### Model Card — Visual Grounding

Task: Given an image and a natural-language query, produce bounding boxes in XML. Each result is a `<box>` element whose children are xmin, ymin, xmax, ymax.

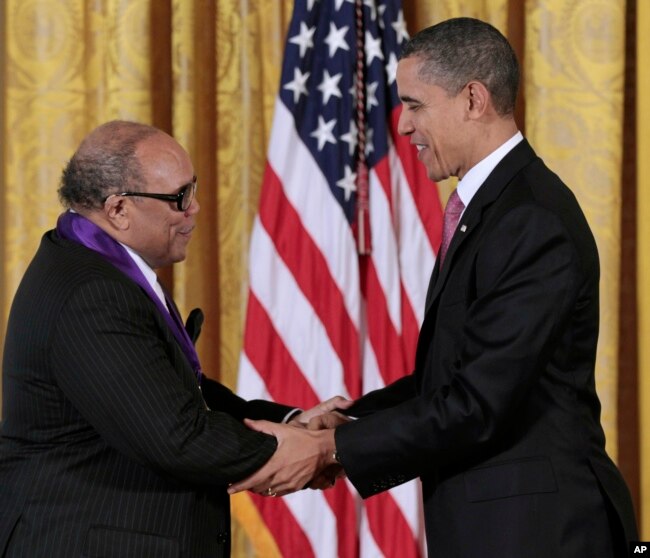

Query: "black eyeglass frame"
<box><xmin>104</xmin><ymin>176</ymin><xmax>197</xmax><ymax>211</ymax></box>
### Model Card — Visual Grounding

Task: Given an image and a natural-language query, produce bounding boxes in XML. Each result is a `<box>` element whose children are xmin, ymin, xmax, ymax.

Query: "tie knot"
<box><xmin>446</xmin><ymin>189</ymin><xmax>464</xmax><ymax>216</ymax></box>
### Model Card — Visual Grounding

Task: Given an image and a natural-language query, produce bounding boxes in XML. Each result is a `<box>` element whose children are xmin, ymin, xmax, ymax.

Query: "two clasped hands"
<box><xmin>227</xmin><ymin>396</ymin><xmax>352</xmax><ymax>498</ymax></box>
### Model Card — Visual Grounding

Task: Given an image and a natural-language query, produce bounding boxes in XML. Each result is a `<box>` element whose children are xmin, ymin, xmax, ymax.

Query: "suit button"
<box><xmin>217</xmin><ymin>532</ymin><xmax>229</xmax><ymax>544</ymax></box>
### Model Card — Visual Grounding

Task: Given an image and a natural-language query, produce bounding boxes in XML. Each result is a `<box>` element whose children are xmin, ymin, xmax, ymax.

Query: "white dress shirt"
<box><xmin>121</xmin><ymin>243</ymin><xmax>168</xmax><ymax>311</ymax></box>
<box><xmin>456</xmin><ymin>131</ymin><xmax>524</xmax><ymax>215</ymax></box>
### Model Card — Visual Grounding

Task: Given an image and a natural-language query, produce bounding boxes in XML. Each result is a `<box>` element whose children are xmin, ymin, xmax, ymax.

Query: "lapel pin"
<box><xmin>460</xmin><ymin>225</ymin><xmax>467</xmax><ymax>232</ymax></box>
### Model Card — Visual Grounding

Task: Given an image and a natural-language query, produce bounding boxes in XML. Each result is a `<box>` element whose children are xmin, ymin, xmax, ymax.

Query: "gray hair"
<box><xmin>401</xmin><ymin>17</ymin><xmax>519</xmax><ymax>116</ymax></box>
<box><xmin>58</xmin><ymin>120</ymin><xmax>159</xmax><ymax>210</ymax></box>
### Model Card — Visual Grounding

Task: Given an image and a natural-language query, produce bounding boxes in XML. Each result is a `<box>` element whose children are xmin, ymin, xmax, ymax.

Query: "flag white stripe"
<box><xmin>358</xmin><ymin>504</ymin><xmax>384</xmax><ymax>558</ymax></box>
<box><xmin>389</xmin><ymin>141</ymin><xmax>436</xmax><ymax>324</ymax></box>
<box><xmin>389</xmin><ymin>480</ymin><xmax>423</xmax><ymax>536</ymax></box>
<box><xmin>249</xmin><ymin>218</ymin><xmax>350</xmax><ymax>401</ymax></box>
<box><xmin>284</xmin><ymin>490</ymin><xmax>339</xmax><ymax>558</ymax></box>
<box><xmin>369</xmin><ymin>167</ymin><xmax>403</xmax><ymax>333</ymax></box>
<box><xmin>362</xmin><ymin>335</ymin><xmax>385</xmax><ymax>395</ymax></box>
<box><xmin>268</xmin><ymin>100</ymin><xmax>360</xmax><ymax>328</ymax></box>
<box><xmin>237</xmin><ymin>352</ymin><xmax>272</xmax><ymax>401</ymax></box>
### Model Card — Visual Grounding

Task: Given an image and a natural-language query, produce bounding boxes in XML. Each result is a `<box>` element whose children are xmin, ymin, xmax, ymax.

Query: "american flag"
<box><xmin>237</xmin><ymin>0</ymin><xmax>442</xmax><ymax>556</ymax></box>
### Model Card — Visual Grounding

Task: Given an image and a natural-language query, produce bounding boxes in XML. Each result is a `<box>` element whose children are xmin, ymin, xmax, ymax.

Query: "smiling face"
<box><xmin>123</xmin><ymin>132</ymin><xmax>200</xmax><ymax>269</ymax></box>
<box><xmin>396</xmin><ymin>56</ymin><xmax>471</xmax><ymax>182</ymax></box>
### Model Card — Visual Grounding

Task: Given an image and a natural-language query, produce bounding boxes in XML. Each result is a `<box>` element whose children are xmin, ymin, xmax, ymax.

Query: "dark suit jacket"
<box><xmin>0</xmin><ymin>232</ymin><xmax>293</xmax><ymax>558</ymax></box>
<box><xmin>335</xmin><ymin>140</ymin><xmax>638</xmax><ymax>557</ymax></box>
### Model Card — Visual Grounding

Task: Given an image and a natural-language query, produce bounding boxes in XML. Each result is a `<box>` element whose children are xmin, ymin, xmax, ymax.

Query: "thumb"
<box><xmin>334</xmin><ymin>397</ymin><xmax>354</xmax><ymax>410</ymax></box>
<box><xmin>320</xmin><ymin>395</ymin><xmax>351</xmax><ymax>411</ymax></box>
<box><xmin>322</xmin><ymin>395</ymin><xmax>353</xmax><ymax>411</ymax></box>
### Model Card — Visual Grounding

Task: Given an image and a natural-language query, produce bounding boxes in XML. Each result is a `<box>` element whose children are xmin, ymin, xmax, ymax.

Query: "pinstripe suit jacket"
<box><xmin>0</xmin><ymin>231</ymin><xmax>291</xmax><ymax>558</ymax></box>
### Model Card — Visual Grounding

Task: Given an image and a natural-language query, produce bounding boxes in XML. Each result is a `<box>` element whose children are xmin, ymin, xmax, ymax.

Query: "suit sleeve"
<box><xmin>200</xmin><ymin>377</ymin><xmax>297</xmax><ymax>422</ymax></box>
<box><xmin>50</xmin><ymin>279</ymin><xmax>277</xmax><ymax>487</ymax></box>
<box><xmin>335</xmin><ymin>204</ymin><xmax>582</xmax><ymax>497</ymax></box>
<box><xmin>345</xmin><ymin>375</ymin><xmax>418</xmax><ymax>418</ymax></box>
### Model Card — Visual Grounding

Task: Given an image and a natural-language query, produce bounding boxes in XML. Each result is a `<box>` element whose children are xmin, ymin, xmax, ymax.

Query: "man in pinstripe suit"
<box><xmin>0</xmin><ymin>121</ymin><xmax>343</xmax><ymax>557</ymax></box>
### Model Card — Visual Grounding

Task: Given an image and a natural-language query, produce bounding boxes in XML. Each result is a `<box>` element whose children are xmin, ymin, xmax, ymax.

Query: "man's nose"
<box><xmin>396</xmin><ymin>107</ymin><xmax>413</xmax><ymax>136</ymax></box>
<box><xmin>185</xmin><ymin>197</ymin><xmax>200</xmax><ymax>215</ymax></box>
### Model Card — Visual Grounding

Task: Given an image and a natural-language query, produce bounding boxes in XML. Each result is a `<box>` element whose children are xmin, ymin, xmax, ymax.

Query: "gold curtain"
<box><xmin>405</xmin><ymin>0</ymin><xmax>507</xmax><ymax>40</ymax></box>
<box><xmin>0</xmin><ymin>0</ymin><xmax>153</xmax><ymax>406</ymax></box>
<box><xmin>525</xmin><ymin>0</ymin><xmax>625</xmax><ymax>459</ymax></box>
<box><xmin>0</xmin><ymin>0</ymin><xmax>644</xmax><ymax>553</ymax></box>
<box><xmin>638</xmin><ymin>0</ymin><xmax>650</xmax><ymax>539</ymax></box>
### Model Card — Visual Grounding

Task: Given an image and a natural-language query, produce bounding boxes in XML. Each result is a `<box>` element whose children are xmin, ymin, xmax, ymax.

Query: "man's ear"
<box><xmin>103</xmin><ymin>195</ymin><xmax>130</xmax><ymax>231</ymax></box>
<box><xmin>465</xmin><ymin>81</ymin><xmax>490</xmax><ymax>119</ymax></box>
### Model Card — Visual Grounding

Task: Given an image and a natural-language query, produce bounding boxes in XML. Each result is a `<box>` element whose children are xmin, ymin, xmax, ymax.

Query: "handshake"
<box><xmin>227</xmin><ymin>396</ymin><xmax>353</xmax><ymax>498</ymax></box>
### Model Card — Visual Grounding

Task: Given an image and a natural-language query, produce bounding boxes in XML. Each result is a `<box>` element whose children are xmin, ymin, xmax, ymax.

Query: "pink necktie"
<box><xmin>439</xmin><ymin>189</ymin><xmax>465</xmax><ymax>267</ymax></box>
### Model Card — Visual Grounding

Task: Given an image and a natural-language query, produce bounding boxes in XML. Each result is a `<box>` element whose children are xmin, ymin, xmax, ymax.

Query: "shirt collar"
<box><xmin>120</xmin><ymin>243</ymin><xmax>167</xmax><ymax>307</ymax></box>
<box><xmin>456</xmin><ymin>131</ymin><xmax>524</xmax><ymax>209</ymax></box>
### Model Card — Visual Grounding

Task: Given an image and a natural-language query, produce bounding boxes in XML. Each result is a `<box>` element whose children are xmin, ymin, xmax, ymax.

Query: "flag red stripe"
<box><xmin>400</xmin><ymin>284</ymin><xmax>420</xmax><ymax>371</ymax></box>
<box><xmin>366</xmin><ymin>494</ymin><xmax>420</xmax><ymax>558</ymax></box>
<box><xmin>259</xmin><ymin>163</ymin><xmax>362</xmax><ymax>400</ymax></box>
<box><xmin>244</xmin><ymin>293</ymin><xmax>320</xmax><ymax>407</ymax></box>
<box><xmin>372</xmin><ymin>154</ymin><xmax>393</xmax><ymax>207</ymax></box>
<box><xmin>244</xmin><ymin>293</ymin><xmax>359</xmax><ymax>558</ymax></box>
<box><xmin>251</xmin><ymin>494</ymin><xmax>316</xmax><ymax>558</ymax></box>
<box><xmin>390</xmin><ymin>106</ymin><xmax>443</xmax><ymax>252</ymax></box>
<box><xmin>322</xmin><ymin>483</ymin><xmax>359</xmax><ymax>558</ymax></box>
<box><xmin>361</xmin><ymin>256</ymin><xmax>409</xmax><ymax>385</ymax></box>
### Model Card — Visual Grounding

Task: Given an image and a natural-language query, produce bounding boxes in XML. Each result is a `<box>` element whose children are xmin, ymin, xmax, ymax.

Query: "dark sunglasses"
<box><xmin>104</xmin><ymin>176</ymin><xmax>197</xmax><ymax>212</ymax></box>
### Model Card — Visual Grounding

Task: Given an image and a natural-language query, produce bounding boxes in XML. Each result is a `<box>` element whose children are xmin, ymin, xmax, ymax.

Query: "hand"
<box><xmin>308</xmin><ymin>463</ymin><xmax>346</xmax><ymax>490</ymax></box>
<box><xmin>289</xmin><ymin>395</ymin><xmax>353</xmax><ymax>428</ymax></box>
<box><xmin>227</xmin><ymin>419</ymin><xmax>337</xmax><ymax>497</ymax></box>
<box><xmin>305</xmin><ymin>411</ymin><xmax>350</xmax><ymax>489</ymax></box>
<box><xmin>307</xmin><ymin>410</ymin><xmax>351</xmax><ymax>431</ymax></box>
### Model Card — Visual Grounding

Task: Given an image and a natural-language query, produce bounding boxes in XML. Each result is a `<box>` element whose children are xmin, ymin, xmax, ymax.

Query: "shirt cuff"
<box><xmin>281</xmin><ymin>408</ymin><xmax>303</xmax><ymax>424</ymax></box>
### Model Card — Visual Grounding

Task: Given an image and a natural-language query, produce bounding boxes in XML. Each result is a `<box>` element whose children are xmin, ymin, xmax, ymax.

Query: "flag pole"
<box><xmin>354</xmin><ymin>0</ymin><xmax>371</xmax><ymax>255</ymax></box>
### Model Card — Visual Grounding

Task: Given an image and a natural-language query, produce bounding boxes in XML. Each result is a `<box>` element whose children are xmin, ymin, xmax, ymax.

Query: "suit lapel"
<box><xmin>424</xmin><ymin>139</ymin><xmax>539</xmax><ymax>315</ymax></box>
